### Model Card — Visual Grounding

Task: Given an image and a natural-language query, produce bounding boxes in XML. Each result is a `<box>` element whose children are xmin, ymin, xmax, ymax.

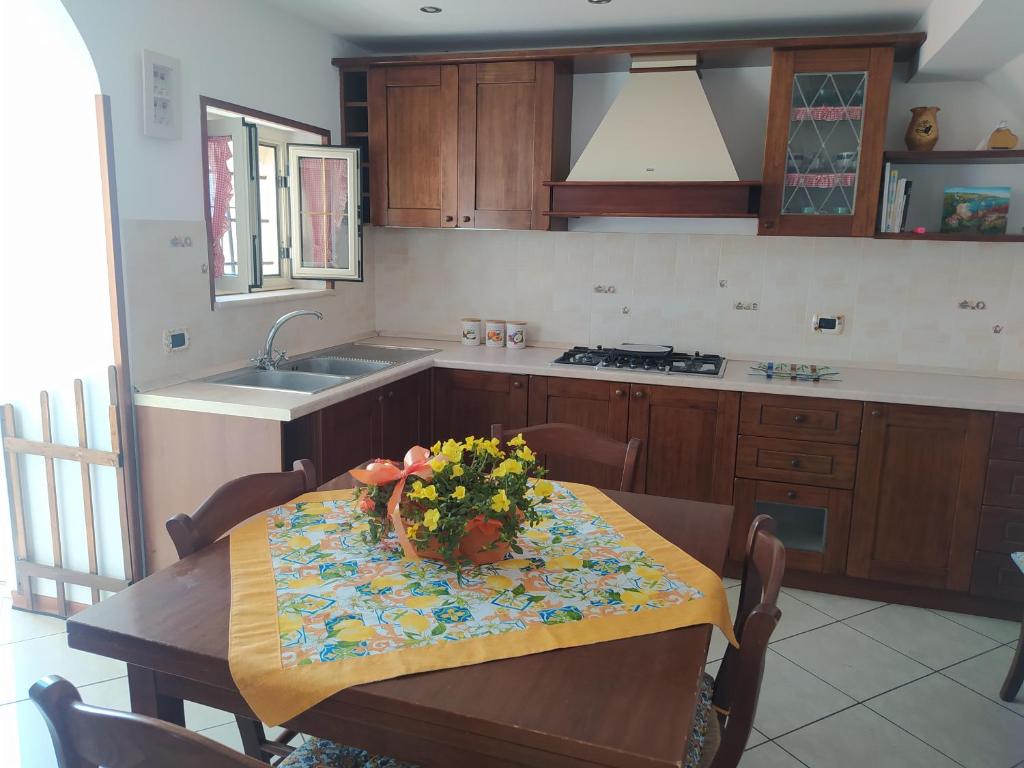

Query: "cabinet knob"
<box><xmin>789</xmin><ymin>458</ymin><xmax>801</xmax><ymax>468</ymax></box>
<box><xmin>512</xmin><ymin>380</ymin><xmax>522</xmax><ymax>389</ymax></box>
<box><xmin>786</xmin><ymin>490</ymin><xmax>798</xmax><ymax>499</ymax></box>
<box><xmin>462</xmin><ymin>216</ymin><xmax>471</xmax><ymax>223</ymax></box>
<box><xmin>871</xmin><ymin>409</ymin><xmax>882</xmax><ymax>417</ymax></box>
<box><xmin>377</xmin><ymin>394</ymin><xmax>384</xmax><ymax>402</ymax></box>
<box><xmin>763</xmin><ymin>220</ymin><xmax>775</xmax><ymax>230</ymax></box>
<box><xmin>444</xmin><ymin>215</ymin><xmax>454</xmax><ymax>222</ymax></box>
<box><xmin>388</xmin><ymin>391</ymin><xmax>394</xmax><ymax>398</ymax></box>
<box><xmin>633</xmin><ymin>390</ymin><xmax>646</xmax><ymax>399</ymax></box>
<box><xmin>793</xmin><ymin>414</ymin><xmax>807</xmax><ymax>423</ymax></box>
<box><xmin>614</xmin><ymin>389</ymin><xmax>625</xmax><ymax>397</ymax></box>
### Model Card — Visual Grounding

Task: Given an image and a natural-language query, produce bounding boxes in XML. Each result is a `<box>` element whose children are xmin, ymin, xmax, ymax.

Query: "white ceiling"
<box><xmin>261</xmin><ymin>0</ymin><xmax>933</xmax><ymax>54</ymax></box>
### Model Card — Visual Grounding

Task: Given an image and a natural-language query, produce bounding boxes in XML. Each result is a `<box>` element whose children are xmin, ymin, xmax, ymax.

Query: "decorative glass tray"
<box><xmin>749</xmin><ymin>362</ymin><xmax>841</xmax><ymax>382</ymax></box>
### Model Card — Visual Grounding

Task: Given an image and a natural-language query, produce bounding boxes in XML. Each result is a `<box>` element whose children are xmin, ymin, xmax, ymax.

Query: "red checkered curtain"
<box><xmin>299</xmin><ymin>157</ymin><xmax>349</xmax><ymax>268</ymax></box>
<box><xmin>207</xmin><ymin>135</ymin><xmax>233</xmax><ymax>278</ymax></box>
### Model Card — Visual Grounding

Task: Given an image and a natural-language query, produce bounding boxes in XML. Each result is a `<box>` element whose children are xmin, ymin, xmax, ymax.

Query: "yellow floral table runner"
<box><xmin>229</xmin><ymin>481</ymin><xmax>737</xmax><ymax>725</ymax></box>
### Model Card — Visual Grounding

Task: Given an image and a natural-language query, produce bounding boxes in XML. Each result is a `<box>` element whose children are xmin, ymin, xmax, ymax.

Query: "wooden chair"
<box><xmin>696</xmin><ymin>515</ymin><xmax>786</xmax><ymax>768</ymax></box>
<box><xmin>490</xmin><ymin>423</ymin><xmax>643</xmax><ymax>492</ymax></box>
<box><xmin>29</xmin><ymin>676</ymin><xmax>388</xmax><ymax>768</ymax></box>
<box><xmin>164</xmin><ymin>459</ymin><xmax>316</xmax><ymax>763</ymax></box>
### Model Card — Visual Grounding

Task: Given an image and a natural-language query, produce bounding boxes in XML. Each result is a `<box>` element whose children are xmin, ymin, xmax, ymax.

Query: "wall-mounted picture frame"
<box><xmin>142</xmin><ymin>50</ymin><xmax>181</xmax><ymax>139</ymax></box>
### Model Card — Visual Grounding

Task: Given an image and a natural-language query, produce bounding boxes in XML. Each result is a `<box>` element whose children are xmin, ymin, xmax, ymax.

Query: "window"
<box><xmin>202</xmin><ymin>98</ymin><xmax>363</xmax><ymax>300</ymax></box>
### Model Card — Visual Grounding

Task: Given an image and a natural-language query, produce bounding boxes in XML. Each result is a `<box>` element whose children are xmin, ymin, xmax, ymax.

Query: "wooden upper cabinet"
<box><xmin>368</xmin><ymin>65</ymin><xmax>458</xmax><ymax>227</ymax></box>
<box><xmin>759</xmin><ymin>46</ymin><xmax>894</xmax><ymax>237</ymax></box>
<box><xmin>847</xmin><ymin>403</ymin><xmax>993</xmax><ymax>592</ymax></box>
<box><xmin>458</xmin><ymin>61</ymin><xmax>570</xmax><ymax>230</ymax></box>
<box><xmin>627</xmin><ymin>385</ymin><xmax>739</xmax><ymax>505</ymax></box>
<box><xmin>368</xmin><ymin>61</ymin><xmax>569</xmax><ymax>230</ymax></box>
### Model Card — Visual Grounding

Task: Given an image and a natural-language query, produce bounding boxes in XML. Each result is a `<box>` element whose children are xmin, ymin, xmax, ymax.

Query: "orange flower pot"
<box><xmin>401</xmin><ymin>513</ymin><xmax>517</xmax><ymax>565</ymax></box>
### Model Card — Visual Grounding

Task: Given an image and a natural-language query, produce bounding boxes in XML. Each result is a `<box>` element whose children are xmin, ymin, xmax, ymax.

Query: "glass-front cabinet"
<box><xmin>759</xmin><ymin>47</ymin><xmax>895</xmax><ymax>237</ymax></box>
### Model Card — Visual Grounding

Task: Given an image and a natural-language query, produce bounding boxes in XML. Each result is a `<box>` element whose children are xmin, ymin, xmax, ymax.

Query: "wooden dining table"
<box><xmin>67</xmin><ymin>489</ymin><xmax>733</xmax><ymax>768</ymax></box>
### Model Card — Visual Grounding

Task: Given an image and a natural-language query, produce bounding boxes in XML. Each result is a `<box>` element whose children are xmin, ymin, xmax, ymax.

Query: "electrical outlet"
<box><xmin>163</xmin><ymin>328</ymin><xmax>189</xmax><ymax>352</ymax></box>
<box><xmin>812</xmin><ymin>314</ymin><xmax>845</xmax><ymax>334</ymax></box>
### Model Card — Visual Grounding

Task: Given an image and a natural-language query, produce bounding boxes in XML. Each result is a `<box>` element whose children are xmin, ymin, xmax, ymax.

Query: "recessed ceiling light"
<box><xmin>588</xmin><ymin>0</ymin><xmax>612</xmax><ymax>4</ymax></box>
<box><xmin>420</xmin><ymin>5</ymin><xmax>442</xmax><ymax>12</ymax></box>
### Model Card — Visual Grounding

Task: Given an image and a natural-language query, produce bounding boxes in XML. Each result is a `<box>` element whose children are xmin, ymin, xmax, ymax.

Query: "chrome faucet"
<box><xmin>253</xmin><ymin>310</ymin><xmax>324</xmax><ymax>370</ymax></box>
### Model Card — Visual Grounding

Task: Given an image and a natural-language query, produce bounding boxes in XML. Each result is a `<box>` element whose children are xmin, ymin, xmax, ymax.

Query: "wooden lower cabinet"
<box><xmin>733</xmin><ymin>478</ymin><xmax>851</xmax><ymax>573</ymax></box>
<box><xmin>378</xmin><ymin>371</ymin><xmax>432</xmax><ymax>461</ymax></box>
<box><xmin>847</xmin><ymin>403</ymin><xmax>993</xmax><ymax>591</ymax></box>
<box><xmin>628</xmin><ymin>385</ymin><xmax>739</xmax><ymax>504</ymax></box>
<box><xmin>432</xmin><ymin>368</ymin><xmax>528</xmax><ymax>441</ymax></box>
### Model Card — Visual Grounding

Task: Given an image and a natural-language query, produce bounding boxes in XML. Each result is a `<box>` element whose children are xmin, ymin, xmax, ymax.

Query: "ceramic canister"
<box><xmin>485</xmin><ymin>320</ymin><xmax>506</xmax><ymax>347</ymax></box>
<box><xmin>506</xmin><ymin>321</ymin><xmax>527</xmax><ymax>350</ymax></box>
<box><xmin>461</xmin><ymin>317</ymin><xmax>482</xmax><ymax>346</ymax></box>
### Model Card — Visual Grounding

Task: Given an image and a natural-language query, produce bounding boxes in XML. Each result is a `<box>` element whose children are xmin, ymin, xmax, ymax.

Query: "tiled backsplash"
<box><xmin>370</xmin><ymin>227</ymin><xmax>1024</xmax><ymax>375</ymax></box>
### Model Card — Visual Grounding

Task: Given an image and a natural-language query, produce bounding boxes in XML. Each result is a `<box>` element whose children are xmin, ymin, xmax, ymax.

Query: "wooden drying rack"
<box><xmin>1</xmin><ymin>366</ymin><xmax>132</xmax><ymax>617</ymax></box>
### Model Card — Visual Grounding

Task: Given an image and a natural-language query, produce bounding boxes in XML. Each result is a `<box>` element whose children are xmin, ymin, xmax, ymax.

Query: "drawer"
<box><xmin>736</xmin><ymin>435</ymin><xmax>857</xmax><ymax>489</ymax></box>
<box><xmin>991</xmin><ymin>413</ymin><xmax>1024</xmax><ymax>461</ymax></box>
<box><xmin>985</xmin><ymin>459</ymin><xmax>1024</xmax><ymax>509</ymax></box>
<box><xmin>971</xmin><ymin>550</ymin><xmax>1024</xmax><ymax>601</ymax></box>
<box><xmin>977</xmin><ymin>506</ymin><xmax>1024</xmax><ymax>553</ymax></box>
<box><xmin>739</xmin><ymin>393</ymin><xmax>862</xmax><ymax>444</ymax></box>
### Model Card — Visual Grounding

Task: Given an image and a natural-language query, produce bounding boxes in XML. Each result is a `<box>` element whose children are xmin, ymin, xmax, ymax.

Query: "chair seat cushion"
<box><xmin>685</xmin><ymin>673</ymin><xmax>719</xmax><ymax>768</ymax></box>
<box><xmin>279</xmin><ymin>738</ymin><xmax>417</xmax><ymax>768</ymax></box>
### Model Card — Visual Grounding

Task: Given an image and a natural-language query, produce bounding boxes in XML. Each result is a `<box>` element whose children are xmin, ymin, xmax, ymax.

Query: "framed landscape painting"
<box><xmin>941</xmin><ymin>186</ymin><xmax>1011</xmax><ymax>235</ymax></box>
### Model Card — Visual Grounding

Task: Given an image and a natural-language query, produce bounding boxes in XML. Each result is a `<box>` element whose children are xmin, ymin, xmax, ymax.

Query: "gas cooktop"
<box><xmin>552</xmin><ymin>344</ymin><xmax>727</xmax><ymax>377</ymax></box>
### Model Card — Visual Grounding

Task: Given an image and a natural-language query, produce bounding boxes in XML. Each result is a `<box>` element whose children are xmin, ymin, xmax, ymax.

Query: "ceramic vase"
<box><xmin>905</xmin><ymin>107</ymin><xmax>940</xmax><ymax>151</ymax></box>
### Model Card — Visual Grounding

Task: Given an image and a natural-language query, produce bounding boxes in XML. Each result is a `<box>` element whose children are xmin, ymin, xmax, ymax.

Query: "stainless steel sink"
<box><xmin>286</xmin><ymin>357</ymin><xmax>395</xmax><ymax>377</ymax></box>
<box><xmin>208</xmin><ymin>369</ymin><xmax>351</xmax><ymax>394</ymax></box>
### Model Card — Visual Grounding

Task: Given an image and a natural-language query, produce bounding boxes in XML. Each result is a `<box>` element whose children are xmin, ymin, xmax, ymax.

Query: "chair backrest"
<box><xmin>31</xmin><ymin>676</ymin><xmax>264</xmax><ymax>768</ymax></box>
<box><xmin>166</xmin><ymin>459</ymin><xmax>316</xmax><ymax>559</ymax></box>
<box><xmin>490</xmin><ymin>423</ymin><xmax>642</xmax><ymax>492</ymax></box>
<box><xmin>710</xmin><ymin>515</ymin><xmax>786</xmax><ymax>768</ymax></box>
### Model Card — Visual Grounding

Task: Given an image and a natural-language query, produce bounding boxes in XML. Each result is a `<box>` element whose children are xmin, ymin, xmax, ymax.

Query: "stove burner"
<box><xmin>551</xmin><ymin>345</ymin><xmax>726</xmax><ymax>377</ymax></box>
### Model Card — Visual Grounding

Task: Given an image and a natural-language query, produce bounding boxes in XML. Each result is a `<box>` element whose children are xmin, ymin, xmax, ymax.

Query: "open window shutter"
<box><xmin>287</xmin><ymin>144</ymin><xmax>362</xmax><ymax>281</ymax></box>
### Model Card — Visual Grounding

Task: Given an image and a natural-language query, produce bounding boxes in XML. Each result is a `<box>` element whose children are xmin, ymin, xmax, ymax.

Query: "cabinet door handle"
<box><xmin>377</xmin><ymin>394</ymin><xmax>384</xmax><ymax>402</ymax></box>
<box><xmin>462</xmin><ymin>216</ymin><xmax>471</xmax><ymax>223</ymax></box>
<box><xmin>388</xmin><ymin>391</ymin><xmax>394</xmax><ymax>398</ymax></box>
<box><xmin>614</xmin><ymin>389</ymin><xmax>625</xmax><ymax>397</ymax></box>
<box><xmin>633</xmin><ymin>390</ymin><xmax>646</xmax><ymax>399</ymax></box>
<box><xmin>793</xmin><ymin>414</ymin><xmax>807</xmax><ymax>423</ymax></box>
<box><xmin>444</xmin><ymin>215</ymin><xmax>454</xmax><ymax>222</ymax></box>
<box><xmin>789</xmin><ymin>457</ymin><xmax>801</xmax><ymax>468</ymax></box>
<box><xmin>512</xmin><ymin>380</ymin><xmax>522</xmax><ymax>389</ymax></box>
<box><xmin>786</xmin><ymin>490</ymin><xmax>798</xmax><ymax>499</ymax></box>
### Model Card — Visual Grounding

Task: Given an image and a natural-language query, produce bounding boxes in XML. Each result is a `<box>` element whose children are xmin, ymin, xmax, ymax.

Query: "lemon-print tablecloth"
<box><xmin>229</xmin><ymin>481</ymin><xmax>737</xmax><ymax>725</ymax></box>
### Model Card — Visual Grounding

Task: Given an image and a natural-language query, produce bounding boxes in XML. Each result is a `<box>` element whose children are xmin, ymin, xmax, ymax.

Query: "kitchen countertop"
<box><xmin>133</xmin><ymin>336</ymin><xmax>1024</xmax><ymax>421</ymax></box>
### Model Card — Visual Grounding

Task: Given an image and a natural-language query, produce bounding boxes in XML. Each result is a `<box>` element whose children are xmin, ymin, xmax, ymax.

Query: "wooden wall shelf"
<box><xmin>883</xmin><ymin>150</ymin><xmax>1024</xmax><ymax>165</ymax></box>
<box><xmin>874</xmin><ymin>232</ymin><xmax>1024</xmax><ymax>242</ymax></box>
<box><xmin>544</xmin><ymin>180</ymin><xmax>761</xmax><ymax>219</ymax></box>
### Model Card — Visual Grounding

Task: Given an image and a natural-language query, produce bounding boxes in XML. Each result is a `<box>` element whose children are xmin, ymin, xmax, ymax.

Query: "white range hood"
<box><xmin>568</xmin><ymin>55</ymin><xmax>739</xmax><ymax>182</ymax></box>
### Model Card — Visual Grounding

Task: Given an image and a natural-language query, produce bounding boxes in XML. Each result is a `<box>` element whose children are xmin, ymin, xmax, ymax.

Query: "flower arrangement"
<box><xmin>353</xmin><ymin>435</ymin><xmax>554</xmax><ymax>567</ymax></box>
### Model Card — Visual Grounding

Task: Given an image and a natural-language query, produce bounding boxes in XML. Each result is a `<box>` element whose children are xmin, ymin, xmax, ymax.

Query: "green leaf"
<box><xmin>512</xmin><ymin>583</ymin><xmax>526</xmax><ymax>596</ymax></box>
<box><xmin>431</xmin><ymin>624</ymin><xmax>446</xmax><ymax>636</ymax></box>
<box><xmin>510</xmin><ymin>542</ymin><xmax>523</xmax><ymax>554</ymax></box>
<box><xmin>551</xmin><ymin>535</ymin><xmax>562</xmax><ymax>544</ymax></box>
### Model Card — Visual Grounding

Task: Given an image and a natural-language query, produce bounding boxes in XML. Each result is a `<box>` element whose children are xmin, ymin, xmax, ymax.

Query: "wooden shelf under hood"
<box><xmin>542</xmin><ymin>180</ymin><xmax>761</xmax><ymax>218</ymax></box>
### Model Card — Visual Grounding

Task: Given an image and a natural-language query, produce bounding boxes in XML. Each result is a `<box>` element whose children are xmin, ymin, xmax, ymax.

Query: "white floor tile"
<box><xmin>931</xmin><ymin>609</ymin><xmax>1022</xmax><ymax>644</ymax></box>
<box><xmin>748</xmin><ymin>728</ymin><xmax>768</xmax><ymax>749</ymax></box>
<box><xmin>944</xmin><ymin>646</ymin><xmax>1024</xmax><ymax>715</ymax></box>
<box><xmin>72</xmin><ymin>675</ymin><xmax>234</xmax><ymax>731</ymax></box>
<box><xmin>751</xmin><ymin>650</ymin><xmax>856</xmax><ymax>739</ymax></box>
<box><xmin>0</xmin><ymin>697</ymin><xmax>58</xmax><ymax>768</ymax></box>
<box><xmin>199</xmin><ymin>721</ymin><xmax>246</xmax><ymax>752</ymax></box>
<box><xmin>770</xmin><ymin>592</ymin><xmax>834</xmax><ymax>642</ymax></box>
<box><xmin>0</xmin><ymin>601</ymin><xmax>66</xmax><ymax>645</ymax></box>
<box><xmin>723</xmin><ymin>577</ymin><xmax>741</xmax><ymax>588</ymax></box>
<box><xmin>777</xmin><ymin>705</ymin><xmax>960</xmax><ymax>768</ymax></box>
<box><xmin>707</xmin><ymin>585</ymin><xmax>741</xmax><ymax>662</ymax></box>
<box><xmin>866</xmin><ymin>673</ymin><xmax>1024</xmax><ymax>768</ymax></box>
<box><xmin>772</xmin><ymin>622</ymin><xmax>930</xmax><ymax>701</ymax></box>
<box><xmin>845</xmin><ymin>604</ymin><xmax>1001</xmax><ymax>669</ymax></box>
<box><xmin>781</xmin><ymin>588</ymin><xmax>884</xmax><ymax>621</ymax></box>
<box><xmin>0</xmin><ymin>633</ymin><xmax>126</xmax><ymax>705</ymax></box>
<box><xmin>739</xmin><ymin>742</ymin><xmax>807</xmax><ymax>767</ymax></box>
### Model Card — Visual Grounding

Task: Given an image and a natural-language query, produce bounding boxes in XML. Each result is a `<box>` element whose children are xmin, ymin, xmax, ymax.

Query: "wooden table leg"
<box><xmin>1000</xmin><ymin>616</ymin><xmax>1024</xmax><ymax>702</ymax></box>
<box><xmin>127</xmin><ymin>664</ymin><xmax>185</xmax><ymax>726</ymax></box>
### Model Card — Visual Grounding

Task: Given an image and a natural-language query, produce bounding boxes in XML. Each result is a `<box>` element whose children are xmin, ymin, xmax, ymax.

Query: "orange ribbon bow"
<box><xmin>349</xmin><ymin>446</ymin><xmax>440</xmax><ymax>559</ymax></box>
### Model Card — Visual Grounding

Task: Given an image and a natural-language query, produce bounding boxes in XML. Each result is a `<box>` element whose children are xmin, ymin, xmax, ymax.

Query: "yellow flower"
<box><xmin>430</xmin><ymin>440</ymin><xmax>441</xmax><ymax>454</ymax></box>
<box><xmin>499</xmin><ymin>458</ymin><xmax>523</xmax><ymax>475</ymax></box>
<box><xmin>451</xmin><ymin>485</ymin><xmax>466</xmax><ymax>500</ymax></box>
<box><xmin>405</xmin><ymin>522</ymin><xmax>421</xmax><ymax>539</ymax></box>
<box><xmin>398</xmin><ymin>613</ymin><xmax>432</xmax><ymax>633</ymax></box>
<box><xmin>508</xmin><ymin>434</ymin><xmax>526</xmax><ymax>447</ymax></box>
<box><xmin>411</xmin><ymin>479</ymin><xmax>424</xmax><ymax>492</ymax></box>
<box><xmin>441</xmin><ymin>439</ymin><xmax>464</xmax><ymax>463</ymax></box>
<box><xmin>478</xmin><ymin>437</ymin><xmax>502</xmax><ymax>458</ymax></box>
<box><xmin>491</xmin><ymin>465</ymin><xmax>507</xmax><ymax>478</ymax></box>
<box><xmin>451</xmin><ymin>464</ymin><xmax>464</xmax><ymax>478</ymax></box>
<box><xmin>464</xmin><ymin>436</ymin><xmax>477</xmax><ymax>448</ymax></box>
<box><xmin>409</xmin><ymin>483</ymin><xmax>438</xmax><ymax>502</ymax></box>
<box><xmin>516</xmin><ymin>445</ymin><xmax>536</xmax><ymax>462</ymax></box>
<box><xmin>335</xmin><ymin>624</ymin><xmax>378</xmax><ymax>642</ymax></box>
<box><xmin>491</xmin><ymin>489</ymin><xmax>511</xmax><ymax>513</ymax></box>
<box><xmin>532</xmin><ymin>479</ymin><xmax>554</xmax><ymax>498</ymax></box>
<box><xmin>423</xmin><ymin>508</ymin><xmax>441</xmax><ymax>531</ymax></box>
<box><xmin>428</xmin><ymin>457</ymin><xmax>447</xmax><ymax>473</ymax></box>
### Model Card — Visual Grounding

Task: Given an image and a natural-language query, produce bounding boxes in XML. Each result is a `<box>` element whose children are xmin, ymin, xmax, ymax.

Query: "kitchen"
<box><xmin>2</xmin><ymin>1</ymin><xmax>1024</xmax><ymax>767</ymax></box>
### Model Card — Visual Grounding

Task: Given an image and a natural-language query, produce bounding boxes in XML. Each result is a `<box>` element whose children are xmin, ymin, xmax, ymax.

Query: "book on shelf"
<box><xmin>879</xmin><ymin>163</ymin><xmax>913</xmax><ymax>233</ymax></box>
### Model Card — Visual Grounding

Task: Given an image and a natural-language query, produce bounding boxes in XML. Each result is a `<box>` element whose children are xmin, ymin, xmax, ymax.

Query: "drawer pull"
<box><xmin>792</xmin><ymin>414</ymin><xmax>807</xmax><ymax>423</ymax></box>
<box><xmin>789</xmin><ymin>458</ymin><xmax>801</xmax><ymax>468</ymax></box>
<box><xmin>786</xmin><ymin>490</ymin><xmax>798</xmax><ymax>499</ymax></box>
<box><xmin>512</xmin><ymin>380</ymin><xmax>522</xmax><ymax>389</ymax></box>
<box><xmin>614</xmin><ymin>389</ymin><xmax>625</xmax><ymax>397</ymax></box>
<box><xmin>633</xmin><ymin>391</ymin><xmax>646</xmax><ymax>399</ymax></box>
<box><xmin>871</xmin><ymin>409</ymin><xmax>882</xmax><ymax>417</ymax></box>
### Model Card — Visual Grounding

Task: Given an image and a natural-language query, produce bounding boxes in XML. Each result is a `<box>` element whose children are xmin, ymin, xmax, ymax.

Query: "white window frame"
<box><xmin>287</xmin><ymin>144</ymin><xmax>363</xmax><ymax>281</ymax></box>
